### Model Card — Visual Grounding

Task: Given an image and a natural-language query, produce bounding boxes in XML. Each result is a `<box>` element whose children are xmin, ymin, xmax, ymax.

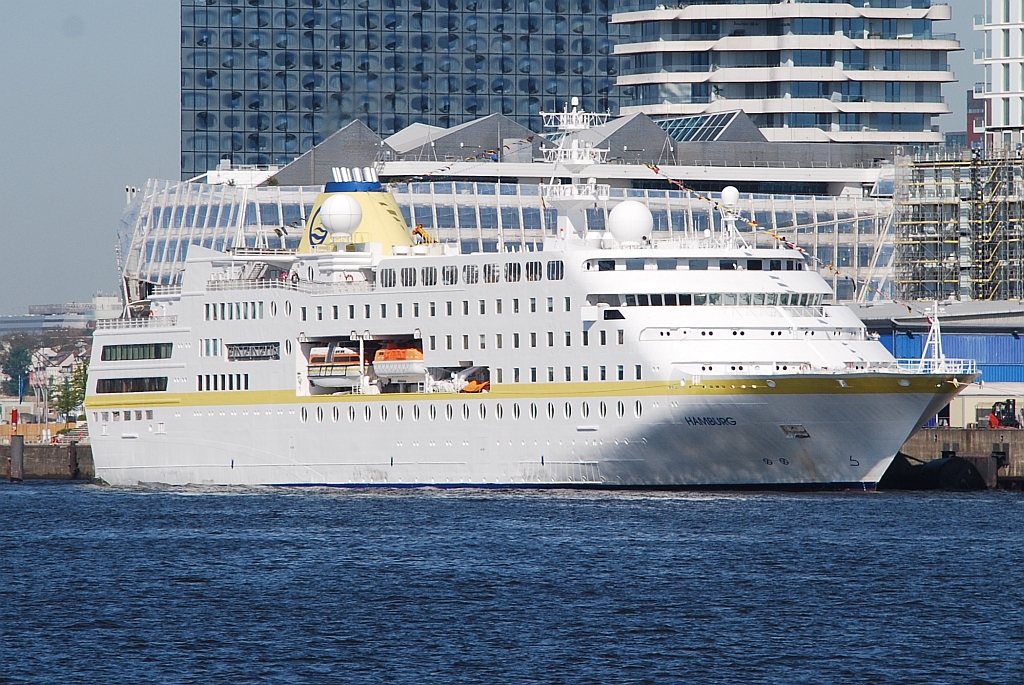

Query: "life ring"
<box><xmin>344</xmin><ymin>273</ymin><xmax>354</xmax><ymax>283</ymax></box>
<box><xmin>290</xmin><ymin>272</ymin><xmax>299</xmax><ymax>284</ymax></box>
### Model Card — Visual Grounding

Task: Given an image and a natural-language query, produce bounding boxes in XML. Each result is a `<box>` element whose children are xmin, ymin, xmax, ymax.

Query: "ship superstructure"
<box><xmin>86</xmin><ymin>106</ymin><xmax>975</xmax><ymax>488</ymax></box>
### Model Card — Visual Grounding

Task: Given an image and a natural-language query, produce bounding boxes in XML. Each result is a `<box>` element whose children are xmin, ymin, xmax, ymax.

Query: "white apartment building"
<box><xmin>612</xmin><ymin>0</ymin><xmax>960</xmax><ymax>144</ymax></box>
<box><xmin>975</xmin><ymin>0</ymin><xmax>1024</xmax><ymax>147</ymax></box>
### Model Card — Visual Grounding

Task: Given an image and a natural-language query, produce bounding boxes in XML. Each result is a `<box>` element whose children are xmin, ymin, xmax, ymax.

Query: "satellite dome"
<box><xmin>721</xmin><ymin>185</ymin><xmax>740</xmax><ymax>208</ymax></box>
<box><xmin>607</xmin><ymin>200</ymin><xmax>653</xmax><ymax>247</ymax></box>
<box><xmin>319</xmin><ymin>194</ymin><xmax>363</xmax><ymax>236</ymax></box>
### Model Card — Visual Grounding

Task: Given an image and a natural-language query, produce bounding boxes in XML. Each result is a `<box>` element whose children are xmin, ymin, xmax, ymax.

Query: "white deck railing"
<box><xmin>893</xmin><ymin>358</ymin><xmax>977</xmax><ymax>375</ymax></box>
<box><xmin>95</xmin><ymin>316</ymin><xmax>178</xmax><ymax>330</ymax></box>
<box><xmin>207</xmin><ymin>278</ymin><xmax>373</xmax><ymax>295</ymax></box>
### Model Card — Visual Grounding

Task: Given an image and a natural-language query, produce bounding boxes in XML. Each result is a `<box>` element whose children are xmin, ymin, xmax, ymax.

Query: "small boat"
<box><xmin>372</xmin><ymin>344</ymin><xmax>425</xmax><ymax>383</ymax></box>
<box><xmin>308</xmin><ymin>345</ymin><xmax>363</xmax><ymax>388</ymax></box>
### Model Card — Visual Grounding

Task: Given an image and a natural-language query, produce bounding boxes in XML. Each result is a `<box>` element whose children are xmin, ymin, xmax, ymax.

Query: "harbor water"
<box><xmin>0</xmin><ymin>484</ymin><xmax>1021</xmax><ymax>684</ymax></box>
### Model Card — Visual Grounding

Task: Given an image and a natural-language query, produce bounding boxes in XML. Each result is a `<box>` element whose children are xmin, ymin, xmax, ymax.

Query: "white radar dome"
<box><xmin>721</xmin><ymin>185</ymin><xmax>739</xmax><ymax>208</ymax></box>
<box><xmin>319</xmin><ymin>194</ymin><xmax>363</xmax><ymax>236</ymax></box>
<box><xmin>607</xmin><ymin>200</ymin><xmax>653</xmax><ymax>247</ymax></box>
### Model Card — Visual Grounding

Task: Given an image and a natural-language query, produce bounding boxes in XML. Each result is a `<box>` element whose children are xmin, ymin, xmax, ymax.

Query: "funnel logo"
<box><xmin>309</xmin><ymin>224</ymin><xmax>328</xmax><ymax>245</ymax></box>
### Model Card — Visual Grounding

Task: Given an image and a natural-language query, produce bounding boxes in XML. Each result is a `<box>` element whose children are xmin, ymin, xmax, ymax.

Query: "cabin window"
<box><xmin>530</xmin><ymin>297</ymin><xmax>537</xmax><ymax>313</ymax></box>
<box><xmin>348</xmin><ymin>304</ymin><xmax>355</xmax><ymax>319</ymax></box>
<box><xmin>495</xmin><ymin>299</ymin><xmax>502</xmax><ymax>314</ymax></box>
<box><xmin>547</xmin><ymin>331</ymin><xmax>554</xmax><ymax>347</ymax></box>
<box><xmin>401</xmin><ymin>267</ymin><xmax>416</xmax><ymax>287</ymax></box>
<box><xmin>380</xmin><ymin>269</ymin><xmax>396</xmax><ymax>287</ymax></box>
<box><xmin>463</xmin><ymin>264</ymin><xmax>479</xmax><ymax>284</ymax></box>
<box><xmin>332</xmin><ymin>305</ymin><xmax>339</xmax><ymax>319</ymax></box>
<box><xmin>513</xmin><ymin>333</ymin><xmax>520</xmax><ymax>348</ymax></box>
<box><xmin>422</xmin><ymin>266</ymin><xmax>437</xmax><ymax>286</ymax></box>
<box><xmin>479</xmin><ymin>300</ymin><xmax>486</xmax><ymax>315</ymax></box>
<box><xmin>747</xmin><ymin>259</ymin><xmax>763</xmax><ymax>271</ymax></box>
<box><xmin>483</xmin><ymin>264</ymin><xmax>500</xmax><ymax>283</ymax></box>
<box><xmin>689</xmin><ymin>259</ymin><xmax>708</xmax><ymax>270</ymax></box>
<box><xmin>397</xmin><ymin>303</ymin><xmax>404</xmax><ymax>317</ymax></box>
<box><xmin>442</xmin><ymin>265</ymin><xmax>458</xmax><ymax>285</ymax></box>
<box><xmin>102</xmin><ymin>343</ymin><xmax>173</xmax><ymax>361</ymax></box>
<box><xmin>657</xmin><ymin>259</ymin><xmax>676</xmax><ymax>270</ymax></box>
<box><xmin>720</xmin><ymin>259</ymin><xmax>737</xmax><ymax>270</ymax></box>
<box><xmin>598</xmin><ymin>260</ymin><xmax>615</xmax><ymax>271</ymax></box>
<box><xmin>618</xmin><ymin>330</ymin><xmax>624</xmax><ymax>344</ymax></box>
<box><xmin>505</xmin><ymin>263</ymin><xmax>521</xmax><ymax>282</ymax></box>
<box><xmin>547</xmin><ymin>260</ymin><xmax>564</xmax><ymax>280</ymax></box>
<box><xmin>625</xmin><ymin>259</ymin><xmax>644</xmax><ymax>271</ymax></box>
<box><xmin>96</xmin><ymin>377</ymin><xmax>168</xmax><ymax>394</ymax></box>
<box><xmin>525</xmin><ymin>261</ymin><xmax>542</xmax><ymax>281</ymax></box>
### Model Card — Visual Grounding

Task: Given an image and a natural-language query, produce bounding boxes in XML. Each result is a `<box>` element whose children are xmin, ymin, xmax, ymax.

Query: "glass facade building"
<box><xmin>181</xmin><ymin>0</ymin><xmax>627</xmax><ymax>179</ymax></box>
<box><xmin>612</xmin><ymin>0</ymin><xmax>959</xmax><ymax>144</ymax></box>
<box><xmin>121</xmin><ymin>179</ymin><xmax>895</xmax><ymax>301</ymax></box>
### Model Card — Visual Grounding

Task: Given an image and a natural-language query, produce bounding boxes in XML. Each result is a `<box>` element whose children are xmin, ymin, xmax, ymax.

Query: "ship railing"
<box><xmin>207</xmin><ymin>278</ymin><xmax>373</xmax><ymax>295</ymax></box>
<box><xmin>95</xmin><ymin>316</ymin><xmax>178</xmax><ymax>330</ymax></box>
<box><xmin>152</xmin><ymin>285</ymin><xmax>182</xmax><ymax>296</ymax></box>
<box><xmin>891</xmin><ymin>358</ymin><xmax>977</xmax><ymax>375</ymax></box>
<box><xmin>781</xmin><ymin>306</ymin><xmax>825</xmax><ymax>318</ymax></box>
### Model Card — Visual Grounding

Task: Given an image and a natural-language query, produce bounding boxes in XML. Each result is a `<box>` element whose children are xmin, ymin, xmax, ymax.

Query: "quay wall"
<box><xmin>0</xmin><ymin>443</ymin><xmax>94</xmax><ymax>480</ymax></box>
<box><xmin>900</xmin><ymin>428</ymin><xmax>1024</xmax><ymax>486</ymax></box>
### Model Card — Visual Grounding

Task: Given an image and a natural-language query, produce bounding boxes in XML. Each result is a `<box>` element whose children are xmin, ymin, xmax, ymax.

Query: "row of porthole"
<box><xmin>300</xmin><ymin>399</ymin><xmax>643</xmax><ymax>424</ymax></box>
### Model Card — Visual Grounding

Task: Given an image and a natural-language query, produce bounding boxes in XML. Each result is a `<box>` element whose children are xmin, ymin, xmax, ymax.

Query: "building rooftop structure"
<box><xmin>611</xmin><ymin>0</ymin><xmax>960</xmax><ymax>144</ymax></box>
<box><xmin>124</xmin><ymin>112</ymin><xmax>899</xmax><ymax>304</ymax></box>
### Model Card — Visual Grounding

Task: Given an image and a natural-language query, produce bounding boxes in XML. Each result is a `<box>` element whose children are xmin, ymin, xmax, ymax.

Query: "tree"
<box><xmin>54</xmin><ymin>362</ymin><xmax>88</xmax><ymax>423</ymax></box>
<box><xmin>1</xmin><ymin>346</ymin><xmax>32</xmax><ymax>397</ymax></box>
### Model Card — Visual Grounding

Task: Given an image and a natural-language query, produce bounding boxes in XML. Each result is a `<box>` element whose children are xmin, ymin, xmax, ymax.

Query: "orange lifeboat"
<box><xmin>372</xmin><ymin>344</ymin><xmax>425</xmax><ymax>382</ymax></box>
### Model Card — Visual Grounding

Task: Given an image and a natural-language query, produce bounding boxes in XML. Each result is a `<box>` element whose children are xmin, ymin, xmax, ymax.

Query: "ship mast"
<box><xmin>539</xmin><ymin>98</ymin><xmax>610</xmax><ymax>245</ymax></box>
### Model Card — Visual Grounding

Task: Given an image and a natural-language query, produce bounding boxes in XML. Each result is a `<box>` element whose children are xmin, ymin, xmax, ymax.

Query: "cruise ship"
<box><xmin>85</xmin><ymin>107</ymin><xmax>975</xmax><ymax>489</ymax></box>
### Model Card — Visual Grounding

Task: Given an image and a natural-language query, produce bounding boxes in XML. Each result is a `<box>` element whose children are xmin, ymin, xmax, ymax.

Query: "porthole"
<box><xmin>413</xmin><ymin>405</ymin><xmax>420</xmax><ymax>421</ymax></box>
<box><xmin>766</xmin><ymin>380</ymin><xmax>776</xmax><ymax>388</ymax></box>
<box><xmin>547</xmin><ymin>403</ymin><xmax>555</xmax><ymax>419</ymax></box>
<box><xmin>617</xmin><ymin>401</ymin><xmax>625</xmax><ymax>418</ymax></box>
<box><xmin>462</xmin><ymin>404</ymin><xmax>470</xmax><ymax>420</ymax></box>
<box><xmin>397</xmin><ymin>405</ymin><xmax>404</xmax><ymax>421</ymax></box>
<box><xmin>300</xmin><ymin>407</ymin><xmax>308</xmax><ymax>422</ymax></box>
<box><xmin>316</xmin><ymin>406</ymin><xmax>323</xmax><ymax>423</ymax></box>
<box><xmin>270</xmin><ymin>301</ymin><xmax>278</xmax><ymax>317</ymax></box>
<box><xmin>496</xmin><ymin>404</ymin><xmax>503</xmax><ymax>420</ymax></box>
<box><xmin>429</xmin><ymin>404</ymin><xmax>437</xmax><ymax>421</ymax></box>
<box><xmin>898</xmin><ymin>379</ymin><xmax>911</xmax><ymax>387</ymax></box>
<box><xmin>530</xmin><ymin>403</ymin><xmax>538</xmax><ymax>420</ymax></box>
<box><xmin>513</xmin><ymin>403</ymin><xmax>521</xmax><ymax>420</ymax></box>
<box><xmin>582</xmin><ymin>402</ymin><xmax>590</xmax><ymax>419</ymax></box>
<box><xmin>348</xmin><ymin>406</ymin><xmax>356</xmax><ymax>422</ymax></box>
<box><xmin>635</xmin><ymin>401</ymin><xmax>642</xmax><ymax>418</ymax></box>
<box><xmin>446</xmin><ymin>404</ymin><xmax>454</xmax><ymax>421</ymax></box>
<box><xmin>285</xmin><ymin>339</ymin><xmax>292</xmax><ymax>355</ymax></box>
<box><xmin>599</xmin><ymin>401</ymin><xmax>607</xmax><ymax>418</ymax></box>
<box><xmin>479</xmin><ymin>403</ymin><xmax>486</xmax><ymax>420</ymax></box>
<box><xmin>364</xmin><ymin>405</ymin><xmax>372</xmax><ymax>422</ymax></box>
<box><xmin>284</xmin><ymin>301</ymin><xmax>292</xmax><ymax>316</ymax></box>
<box><xmin>332</xmin><ymin>406</ymin><xmax>340</xmax><ymax>422</ymax></box>
<box><xmin>564</xmin><ymin>402</ymin><xmax>571</xmax><ymax>419</ymax></box>
<box><xmin>381</xmin><ymin>405</ymin><xmax>388</xmax><ymax>421</ymax></box>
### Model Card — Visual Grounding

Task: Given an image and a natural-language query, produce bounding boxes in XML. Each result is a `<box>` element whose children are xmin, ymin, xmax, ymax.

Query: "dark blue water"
<box><xmin>1</xmin><ymin>484</ymin><xmax>1022</xmax><ymax>684</ymax></box>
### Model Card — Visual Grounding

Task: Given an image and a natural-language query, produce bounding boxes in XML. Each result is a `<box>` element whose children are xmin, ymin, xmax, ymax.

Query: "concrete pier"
<box><xmin>900</xmin><ymin>428</ymin><xmax>1024</xmax><ymax>489</ymax></box>
<box><xmin>0</xmin><ymin>443</ymin><xmax>93</xmax><ymax>481</ymax></box>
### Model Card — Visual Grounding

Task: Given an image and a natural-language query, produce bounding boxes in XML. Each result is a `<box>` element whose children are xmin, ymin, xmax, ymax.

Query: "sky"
<box><xmin>0</xmin><ymin>0</ymin><xmax>986</xmax><ymax>316</ymax></box>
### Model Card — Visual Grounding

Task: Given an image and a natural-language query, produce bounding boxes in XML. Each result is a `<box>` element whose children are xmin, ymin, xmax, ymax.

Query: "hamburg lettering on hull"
<box><xmin>684</xmin><ymin>416</ymin><xmax>737</xmax><ymax>426</ymax></box>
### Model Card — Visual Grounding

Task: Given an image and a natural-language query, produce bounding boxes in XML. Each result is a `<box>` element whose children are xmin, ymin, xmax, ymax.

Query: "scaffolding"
<box><xmin>894</xmin><ymin>148</ymin><xmax>1024</xmax><ymax>301</ymax></box>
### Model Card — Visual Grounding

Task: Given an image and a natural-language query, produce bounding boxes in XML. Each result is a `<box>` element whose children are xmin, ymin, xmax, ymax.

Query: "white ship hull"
<box><xmin>88</xmin><ymin>170</ymin><xmax>976</xmax><ymax>490</ymax></box>
<box><xmin>88</xmin><ymin>375</ymin><xmax>958</xmax><ymax>489</ymax></box>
